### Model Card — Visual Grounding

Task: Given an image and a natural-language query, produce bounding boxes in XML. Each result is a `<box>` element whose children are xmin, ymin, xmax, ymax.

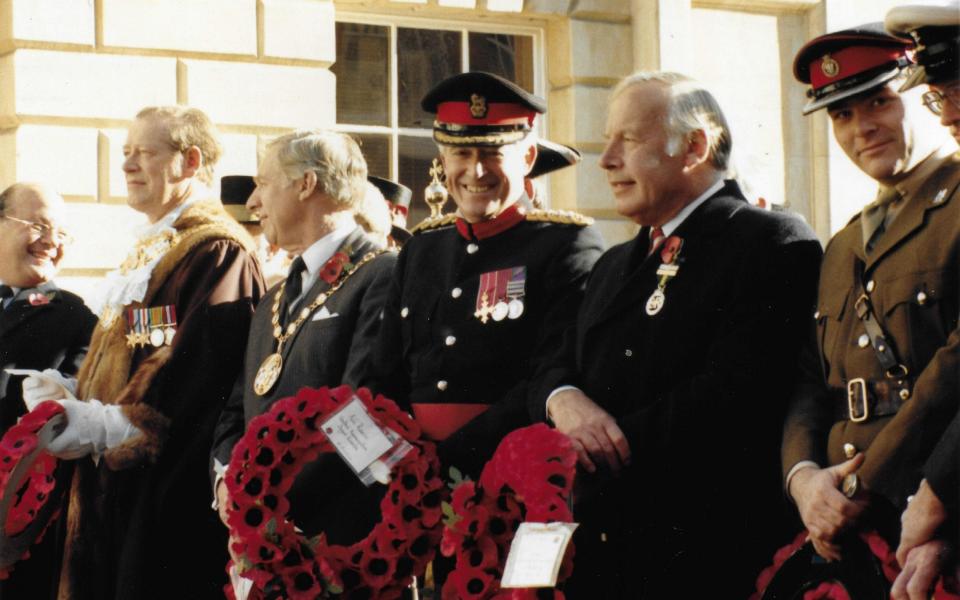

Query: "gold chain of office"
<box><xmin>253</xmin><ymin>250</ymin><xmax>384</xmax><ymax>396</ymax></box>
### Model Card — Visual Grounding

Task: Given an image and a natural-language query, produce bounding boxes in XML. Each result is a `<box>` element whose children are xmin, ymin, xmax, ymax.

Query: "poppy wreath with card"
<box><xmin>223</xmin><ymin>385</ymin><xmax>445</xmax><ymax>600</ymax></box>
<box><xmin>441</xmin><ymin>424</ymin><xmax>577</xmax><ymax>600</ymax></box>
<box><xmin>0</xmin><ymin>400</ymin><xmax>67</xmax><ymax>579</ymax></box>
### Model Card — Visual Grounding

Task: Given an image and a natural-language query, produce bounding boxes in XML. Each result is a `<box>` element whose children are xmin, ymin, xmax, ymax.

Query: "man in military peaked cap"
<box><xmin>885</xmin><ymin>4</ymin><xmax>960</xmax><ymax>597</ymax></box>
<box><xmin>888</xmin><ymin>1</ymin><xmax>960</xmax><ymax>146</ymax></box>
<box><xmin>781</xmin><ymin>23</ymin><xmax>959</xmax><ymax>594</ymax></box>
<box><xmin>366</xmin><ymin>71</ymin><xmax>603</xmax><ymax>485</ymax></box>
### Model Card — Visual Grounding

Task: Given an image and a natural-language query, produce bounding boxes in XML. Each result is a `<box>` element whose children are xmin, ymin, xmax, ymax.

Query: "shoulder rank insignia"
<box><xmin>410</xmin><ymin>213</ymin><xmax>458</xmax><ymax>234</ymax></box>
<box><xmin>525</xmin><ymin>208</ymin><xmax>594</xmax><ymax>226</ymax></box>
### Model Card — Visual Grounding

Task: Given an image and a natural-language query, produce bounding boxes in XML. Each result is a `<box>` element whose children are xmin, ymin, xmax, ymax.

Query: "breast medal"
<box><xmin>645</xmin><ymin>288</ymin><xmax>666</xmax><ymax>315</ymax></box>
<box><xmin>475</xmin><ymin>266</ymin><xmax>527</xmax><ymax>324</ymax></box>
<box><xmin>645</xmin><ymin>236</ymin><xmax>684</xmax><ymax>318</ymax></box>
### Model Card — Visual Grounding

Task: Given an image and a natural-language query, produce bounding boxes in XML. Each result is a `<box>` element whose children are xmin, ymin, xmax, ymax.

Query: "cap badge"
<box><xmin>469</xmin><ymin>93</ymin><xmax>488</xmax><ymax>119</ymax></box>
<box><xmin>821</xmin><ymin>54</ymin><xmax>840</xmax><ymax>78</ymax></box>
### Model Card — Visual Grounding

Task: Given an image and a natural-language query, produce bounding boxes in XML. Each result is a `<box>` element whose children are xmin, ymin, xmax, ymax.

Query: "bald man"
<box><xmin>0</xmin><ymin>182</ymin><xmax>96</xmax><ymax>599</ymax></box>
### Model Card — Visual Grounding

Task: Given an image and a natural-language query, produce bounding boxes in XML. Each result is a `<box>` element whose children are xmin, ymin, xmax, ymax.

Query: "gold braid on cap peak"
<box><xmin>525</xmin><ymin>208</ymin><xmax>594</xmax><ymax>226</ymax></box>
<box><xmin>410</xmin><ymin>213</ymin><xmax>458</xmax><ymax>234</ymax></box>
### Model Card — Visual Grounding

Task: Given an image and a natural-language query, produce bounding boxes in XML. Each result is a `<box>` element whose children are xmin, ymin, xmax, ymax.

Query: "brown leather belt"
<box><xmin>834</xmin><ymin>377</ymin><xmax>911</xmax><ymax>422</ymax></box>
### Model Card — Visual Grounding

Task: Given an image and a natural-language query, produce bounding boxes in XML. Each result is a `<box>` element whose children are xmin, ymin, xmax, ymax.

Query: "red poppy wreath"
<box><xmin>224</xmin><ymin>385</ymin><xmax>445</xmax><ymax>600</ymax></box>
<box><xmin>441</xmin><ymin>423</ymin><xmax>577</xmax><ymax>600</ymax></box>
<box><xmin>0</xmin><ymin>400</ymin><xmax>68</xmax><ymax>579</ymax></box>
<box><xmin>751</xmin><ymin>530</ymin><xmax>960</xmax><ymax>600</ymax></box>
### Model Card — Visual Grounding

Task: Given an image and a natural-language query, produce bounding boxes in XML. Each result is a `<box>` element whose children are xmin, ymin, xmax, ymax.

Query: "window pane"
<box><xmin>468</xmin><ymin>33</ymin><xmax>534</xmax><ymax>92</ymax></box>
<box><xmin>398</xmin><ymin>135</ymin><xmax>443</xmax><ymax>226</ymax></box>
<box><xmin>351</xmin><ymin>133</ymin><xmax>390</xmax><ymax>179</ymax></box>
<box><xmin>398</xmin><ymin>28</ymin><xmax>462</xmax><ymax>129</ymax></box>
<box><xmin>334</xmin><ymin>23</ymin><xmax>389</xmax><ymax>126</ymax></box>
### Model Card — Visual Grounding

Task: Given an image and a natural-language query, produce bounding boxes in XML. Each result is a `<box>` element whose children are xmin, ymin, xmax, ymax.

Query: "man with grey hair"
<box><xmin>21</xmin><ymin>105</ymin><xmax>265</xmax><ymax>599</ymax></box>
<box><xmin>529</xmin><ymin>71</ymin><xmax>821</xmax><ymax>596</ymax></box>
<box><xmin>210</xmin><ymin>130</ymin><xmax>397</xmax><ymax>582</ymax></box>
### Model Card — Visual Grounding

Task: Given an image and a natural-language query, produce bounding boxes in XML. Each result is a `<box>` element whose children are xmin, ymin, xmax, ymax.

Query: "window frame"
<box><xmin>333</xmin><ymin>12</ymin><xmax>547</xmax><ymax>182</ymax></box>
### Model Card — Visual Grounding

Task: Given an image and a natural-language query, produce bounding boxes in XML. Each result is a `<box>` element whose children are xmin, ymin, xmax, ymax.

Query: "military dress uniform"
<box><xmin>373</xmin><ymin>201</ymin><xmax>603</xmax><ymax>471</ymax></box>
<box><xmin>367</xmin><ymin>71</ymin><xmax>604</xmax><ymax>476</ymax></box>
<box><xmin>783</xmin><ymin>25</ymin><xmax>960</xmax><ymax>519</ymax></box>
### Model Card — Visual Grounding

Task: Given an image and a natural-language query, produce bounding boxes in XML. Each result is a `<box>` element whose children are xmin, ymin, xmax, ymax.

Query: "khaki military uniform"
<box><xmin>784</xmin><ymin>148</ymin><xmax>960</xmax><ymax>510</ymax></box>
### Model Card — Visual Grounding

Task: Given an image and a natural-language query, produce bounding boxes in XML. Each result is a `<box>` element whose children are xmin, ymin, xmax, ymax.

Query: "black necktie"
<box><xmin>283</xmin><ymin>256</ymin><xmax>307</xmax><ymax>319</ymax></box>
<box><xmin>0</xmin><ymin>285</ymin><xmax>13</xmax><ymax>308</ymax></box>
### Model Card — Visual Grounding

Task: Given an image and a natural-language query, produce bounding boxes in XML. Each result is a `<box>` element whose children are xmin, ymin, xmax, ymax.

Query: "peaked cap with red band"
<box><xmin>793</xmin><ymin>23</ymin><xmax>914</xmax><ymax>115</ymax></box>
<box><xmin>421</xmin><ymin>71</ymin><xmax>546</xmax><ymax>146</ymax></box>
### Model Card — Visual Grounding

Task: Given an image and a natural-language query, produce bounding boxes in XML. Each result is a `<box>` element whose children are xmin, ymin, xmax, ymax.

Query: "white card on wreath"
<box><xmin>500</xmin><ymin>522</ymin><xmax>578</xmax><ymax>589</ymax></box>
<box><xmin>320</xmin><ymin>396</ymin><xmax>393</xmax><ymax>475</ymax></box>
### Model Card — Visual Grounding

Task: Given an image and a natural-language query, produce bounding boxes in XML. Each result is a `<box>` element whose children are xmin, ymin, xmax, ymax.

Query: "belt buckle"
<box><xmin>847</xmin><ymin>377</ymin><xmax>869</xmax><ymax>423</ymax></box>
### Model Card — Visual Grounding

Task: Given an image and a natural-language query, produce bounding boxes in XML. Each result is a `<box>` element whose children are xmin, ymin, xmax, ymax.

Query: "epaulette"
<box><xmin>410</xmin><ymin>213</ymin><xmax>458</xmax><ymax>234</ymax></box>
<box><xmin>525</xmin><ymin>208</ymin><xmax>594</xmax><ymax>226</ymax></box>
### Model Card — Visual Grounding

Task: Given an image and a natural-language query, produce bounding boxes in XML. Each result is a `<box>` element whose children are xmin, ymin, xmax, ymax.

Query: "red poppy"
<box><xmin>660</xmin><ymin>235</ymin><xmax>684</xmax><ymax>264</ymax></box>
<box><xmin>27</xmin><ymin>293</ymin><xmax>50</xmax><ymax>306</ymax></box>
<box><xmin>319</xmin><ymin>252</ymin><xmax>350</xmax><ymax>284</ymax></box>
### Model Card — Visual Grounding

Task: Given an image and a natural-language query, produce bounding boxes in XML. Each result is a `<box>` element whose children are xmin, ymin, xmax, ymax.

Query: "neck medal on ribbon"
<box><xmin>646</xmin><ymin>236</ymin><xmax>683</xmax><ymax>316</ymax></box>
<box><xmin>254</xmin><ymin>251</ymin><xmax>383</xmax><ymax>396</ymax></box>
<box><xmin>474</xmin><ymin>266</ymin><xmax>526</xmax><ymax>324</ymax></box>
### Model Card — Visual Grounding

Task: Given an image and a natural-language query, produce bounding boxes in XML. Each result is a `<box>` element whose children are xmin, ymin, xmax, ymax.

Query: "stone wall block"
<box><xmin>11</xmin><ymin>50</ymin><xmax>177</xmax><ymax>120</ymax></box>
<box><xmin>263</xmin><ymin>0</ymin><xmax>335</xmax><ymax>62</ymax></box>
<box><xmin>570</xmin><ymin>20</ymin><xmax>632</xmax><ymax>80</ymax></box>
<box><xmin>575</xmin><ymin>151</ymin><xmax>615</xmax><ymax>212</ymax></box>
<box><xmin>102</xmin><ymin>0</ymin><xmax>256</xmax><ymax>55</ymax></box>
<box><xmin>182</xmin><ymin>59</ymin><xmax>335</xmax><ymax>129</ymax></box>
<box><xmin>13</xmin><ymin>124</ymin><xmax>99</xmax><ymax>197</ymax></box>
<box><xmin>5</xmin><ymin>0</ymin><xmax>94</xmax><ymax>46</ymax></box>
<box><xmin>570</xmin><ymin>0</ymin><xmax>631</xmax><ymax>18</ymax></box>
<box><xmin>572</xmin><ymin>85</ymin><xmax>610</xmax><ymax>145</ymax></box>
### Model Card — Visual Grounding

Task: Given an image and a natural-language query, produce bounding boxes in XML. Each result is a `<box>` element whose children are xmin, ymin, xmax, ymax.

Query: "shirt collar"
<box><xmin>298</xmin><ymin>223</ymin><xmax>357</xmax><ymax>275</ymax></box>
<box><xmin>660</xmin><ymin>178</ymin><xmax>724</xmax><ymax>237</ymax></box>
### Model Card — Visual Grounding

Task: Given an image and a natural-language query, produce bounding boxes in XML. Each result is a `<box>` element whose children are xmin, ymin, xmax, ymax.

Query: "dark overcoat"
<box><xmin>531</xmin><ymin>182</ymin><xmax>823</xmax><ymax>598</ymax></box>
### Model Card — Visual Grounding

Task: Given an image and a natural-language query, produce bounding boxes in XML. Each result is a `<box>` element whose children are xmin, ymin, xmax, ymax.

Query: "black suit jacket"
<box><xmin>0</xmin><ymin>281</ymin><xmax>95</xmax><ymax>600</ymax></box>
<box><xmin>0</xmin><ymin>282</ymin><xmax>96</xmax><ymax>432</ymax></box>
<box><xmin>531</xmin><ymin>182</ymin><xmax>823</xmax><ymax>597</ymax></box>
<box><xmin>211</xmin><ymin>227</ymin><xmax>396</xmax><ymax>544</ymax></box>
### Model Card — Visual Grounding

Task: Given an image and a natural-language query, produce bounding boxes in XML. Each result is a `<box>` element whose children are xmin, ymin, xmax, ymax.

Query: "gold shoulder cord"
<box><xmin>253</xmin><ymin>250</ymin><xmax>385</xmax><ymax>395</ymax></box>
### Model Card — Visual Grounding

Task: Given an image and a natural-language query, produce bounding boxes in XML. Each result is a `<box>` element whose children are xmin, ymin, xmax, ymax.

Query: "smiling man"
<box><xmin>369</xmin><ymin>71</ymin><xmax>603</xmax><ymax>480</ymax></box>
<box><xmin>0</xmin><ymin>183</ymin><xmax>95</xmax><ymax>600</ymax></box>
<box><xmin>21</xmin><ymin>106</ymin><xmax>265</xmax><ymax>600</ymax></box>
<box><xmin>782</xmin><ymin>23</ymin><xmax>960</xmax><ymax>580</ymax></box>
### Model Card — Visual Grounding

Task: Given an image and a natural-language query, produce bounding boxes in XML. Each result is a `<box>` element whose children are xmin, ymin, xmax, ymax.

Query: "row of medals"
<box><xmin>128</xmin><ymin>326</ymin><xmax>176</xmax><ymax>348</ymax></box>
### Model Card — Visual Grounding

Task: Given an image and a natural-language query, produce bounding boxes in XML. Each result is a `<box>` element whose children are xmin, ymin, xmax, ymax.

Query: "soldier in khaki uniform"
<box><xmin>782</xmin><ymin>23</ymin><xmax>960</xmax><ymax>566</ymax></box>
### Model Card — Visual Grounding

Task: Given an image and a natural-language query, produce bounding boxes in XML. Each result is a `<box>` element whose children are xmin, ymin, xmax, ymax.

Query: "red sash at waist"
<box><xmin>412</xmin><ymin>403</ymin><xmax>491</xmax><ymax>441</ymax></box>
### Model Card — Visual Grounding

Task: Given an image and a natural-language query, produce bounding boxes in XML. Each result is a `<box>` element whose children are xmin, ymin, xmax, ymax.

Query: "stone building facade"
<box><xmin>0</xmin><ymin>0</ymin><xmax>950</xmax><ymax>300</ymax></box>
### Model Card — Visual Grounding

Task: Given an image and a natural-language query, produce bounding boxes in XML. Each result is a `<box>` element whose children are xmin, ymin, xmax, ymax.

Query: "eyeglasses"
<box><xmin>0</xmin><ymin>215</ymin><xmax>74</xmax><ymax>244</ymax></box>
<box><xmin>921</xmin><ymin>84</ymin><xmax>960</xmax><ymax>116</ymax></box>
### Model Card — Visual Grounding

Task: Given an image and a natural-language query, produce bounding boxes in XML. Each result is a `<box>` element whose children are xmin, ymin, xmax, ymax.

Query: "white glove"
<box><xmin>21</xmin><ymin>369</ymin><xmax>78</xmax><ymax>411</ymax></box>
<box><xmin>45</xmin><ymin>398</ymin><xmax>141</xmax><ymax>460</ymax></box>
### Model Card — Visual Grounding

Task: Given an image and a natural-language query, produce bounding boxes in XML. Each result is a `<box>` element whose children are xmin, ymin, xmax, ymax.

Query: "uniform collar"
<box><xmin>455</xmin><ymin>201</ymin><xmax>526</xmax><ymax>241</ymax></box>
